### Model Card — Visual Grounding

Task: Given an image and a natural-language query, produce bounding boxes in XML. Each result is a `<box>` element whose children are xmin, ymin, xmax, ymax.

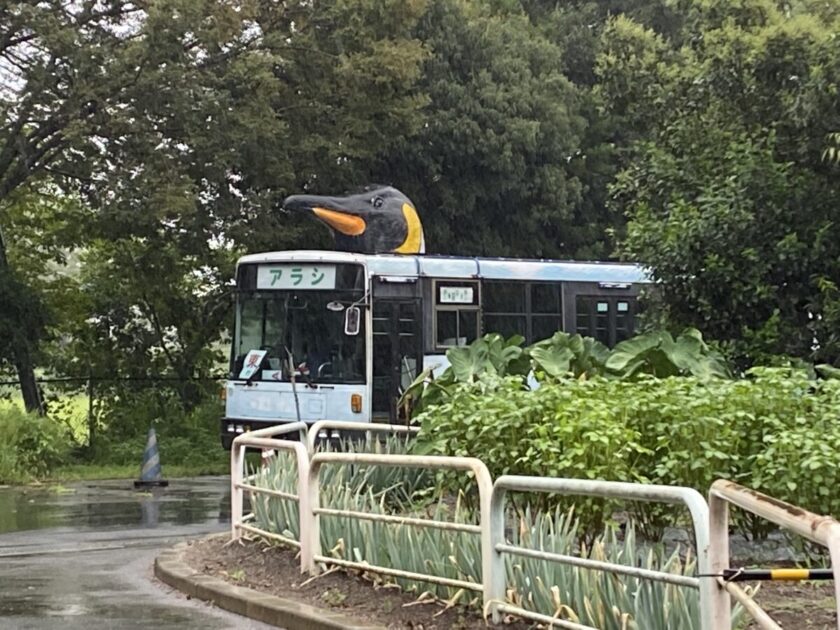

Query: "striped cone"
<box><xmin>134</xmin><ymin>427</ymin><xmax>169</xmax><ymax>488</ymax></box>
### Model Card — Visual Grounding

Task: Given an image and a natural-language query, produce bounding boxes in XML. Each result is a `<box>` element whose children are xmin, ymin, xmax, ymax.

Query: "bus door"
<box><xmin>372</xmin><ymin>299</ymin><xmax>422</xmax><ymax>423</ymax></box>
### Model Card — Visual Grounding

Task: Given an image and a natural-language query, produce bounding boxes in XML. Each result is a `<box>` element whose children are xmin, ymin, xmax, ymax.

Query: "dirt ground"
<box><xmin>183</xmin><ymin>536</ymin><xmax>533</xmax><ymax>629</ymax></box>
<box><xmin>742</xmin><ymin>581</ymin><xmax>837</xmax><ymax>629</ymax></box>
<box><xmin>184</xmin><ymin>536</ymin><xmax>837</xmax><ymax>629</ymax></box>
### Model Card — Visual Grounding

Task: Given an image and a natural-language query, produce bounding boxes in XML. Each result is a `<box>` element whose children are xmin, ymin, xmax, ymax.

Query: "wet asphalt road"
<box><xmin>0</xmin><ymin>477</ymin><xmax>272</xmax><ymax>629</ymax></box>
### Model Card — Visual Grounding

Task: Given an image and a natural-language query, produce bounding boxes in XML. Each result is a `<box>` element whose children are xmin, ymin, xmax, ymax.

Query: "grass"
<box><xmin>50</xmin><ymin>461</ymin><xmax>229</xmax><ymax>482</ymax></box>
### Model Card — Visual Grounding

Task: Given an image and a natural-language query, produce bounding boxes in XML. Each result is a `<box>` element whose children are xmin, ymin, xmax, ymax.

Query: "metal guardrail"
<box><xmin>487</xmin><ymin>476</ymin><xmax>714</xmax><ymax>630</ymax></box>
<box><xmin>229</xmin><ymin>423</ymin><xmax>840</xmax><ymax>629</ymax></box>
<box><xmin>304</xmin><ymin>451</ymin><xmax>493</xmax><ymax>595</ymax></box>
<box><xmin>230</xmin><ymin>421</ymin><xmax>311</xmax><ymax>568</ymax></box>
<box><xmin>709</xmin><ymin>479</ymin><xmax>840</xmax><ymax>630</ymax></box>
<box><xmin>305</xmin><ymin>420</ymin><xmax>419</xmax><ymax>455</ymax></box>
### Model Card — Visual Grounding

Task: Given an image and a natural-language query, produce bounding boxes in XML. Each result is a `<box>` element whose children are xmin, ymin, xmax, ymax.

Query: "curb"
<box><xmin>154</xmin><ymin>536</ymin><xmax>385</xmax><ymax>630</ymax></box>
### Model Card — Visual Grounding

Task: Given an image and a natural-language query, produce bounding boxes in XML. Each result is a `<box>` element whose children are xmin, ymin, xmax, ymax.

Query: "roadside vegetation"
<box><xmin>0</xmin><ymin>396</ymin><xmax>227</xmax><ymax>484</ymax></box>
<box><xmin>407</xmin><ymin>331</ymin><xmax>840</xmax><ymax>539</ymax></box>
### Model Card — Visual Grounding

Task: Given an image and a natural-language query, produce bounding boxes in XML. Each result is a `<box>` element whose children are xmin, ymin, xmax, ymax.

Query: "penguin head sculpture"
<box><xmin>283</xmin><ymin>186</ymin><xmax>425</xmax><ymax>255</ymax></box>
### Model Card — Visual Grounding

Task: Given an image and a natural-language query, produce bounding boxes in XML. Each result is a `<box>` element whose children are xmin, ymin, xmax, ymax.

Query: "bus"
<box><xmin>220</xmin><ymin>250</ymin><xmax>649</xmax><ymax>448</ymax></box>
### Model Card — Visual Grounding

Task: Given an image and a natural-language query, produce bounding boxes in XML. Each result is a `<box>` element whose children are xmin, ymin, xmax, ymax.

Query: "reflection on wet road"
<box><xmin>0</xmin><ymin>477</ymin><xmax>270</xmax><ymax>629</ymax></box>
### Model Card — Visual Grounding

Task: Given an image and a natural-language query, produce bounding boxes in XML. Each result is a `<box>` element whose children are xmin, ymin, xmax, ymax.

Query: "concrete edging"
<box><xmin>154</xmin><ymin>536</ymin><xmax>384</xmax><ymax>630</ymax></box>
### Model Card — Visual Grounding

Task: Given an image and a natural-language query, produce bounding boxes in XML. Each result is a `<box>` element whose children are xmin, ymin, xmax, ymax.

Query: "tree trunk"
<box><xmin>0</xmin><ymin>225</ymin><xmax>44</xmax><ymax>415</ymax></box>
<box><xmin>13</xmin><ymin>345</ymin><xmax>43</xmax><ymax>415</ymax></box>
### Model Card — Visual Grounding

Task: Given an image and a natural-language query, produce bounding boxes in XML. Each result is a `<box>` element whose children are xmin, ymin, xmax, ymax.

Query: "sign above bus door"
<box><xmin>256</xmin><ymin>264</ymin><xmax>337</xmax><ymax>290</ymax></box>
<box><xmin>439</xmin><ymin>286</ymin><xmax>474</xmax><ymax>304</ymax></box>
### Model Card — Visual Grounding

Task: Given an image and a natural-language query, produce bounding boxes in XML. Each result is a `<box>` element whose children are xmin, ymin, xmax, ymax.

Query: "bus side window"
<box><xmin>575</xmin><ymin>295</ymin><xmax>637</xmax><ymax>347</ymax></box>
<box><xmin>434</xmin><ymin>280</ymin><xmax>479</xmax><ymax>348</ymax></box>
<box><xmin>483</xmin><ymin>281</ymin><xmax>526</xmax><ymax>340</ymax></box>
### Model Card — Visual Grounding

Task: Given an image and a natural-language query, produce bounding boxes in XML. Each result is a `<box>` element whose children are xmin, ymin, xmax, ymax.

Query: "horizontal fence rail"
<box><xmin>709</xmin><ymin>479</ymin><xmax>840</xmax><ymax>630</ymax></box>
<box><xmin>306</xmin><ymin>420</ymin><xmax>420</xmax><ymax>455</ymax></box>
<box><xmin>488</xmin><ymin>476</ymin><xmax>715</xmax><ymax>630</ymax></box>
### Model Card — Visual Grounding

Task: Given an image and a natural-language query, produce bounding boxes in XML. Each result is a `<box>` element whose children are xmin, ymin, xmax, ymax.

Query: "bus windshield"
<box><xmin>233</xmin><ymin>290</ymin><xmax>366</xmax><ymax>384</ymax></box>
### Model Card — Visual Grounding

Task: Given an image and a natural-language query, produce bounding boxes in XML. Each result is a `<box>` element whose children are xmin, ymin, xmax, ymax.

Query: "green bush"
<box><xmin>414</xmin><ymin>368</ymin><xmax>840</xmax><ymax>539</ymax></box>
<box><xmin>90</xmin><ymin>397</ymin><xmax>226</xmax><ymax>472</ymax></box>
<box><xmin>0</xmin><ymin>404</ymin><xmax>70</xmax><ymax>482</ymax></box>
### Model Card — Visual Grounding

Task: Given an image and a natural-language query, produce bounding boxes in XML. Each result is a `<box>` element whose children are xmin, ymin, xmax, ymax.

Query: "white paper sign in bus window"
<box><xmin>439</xmin><ymin>286</ymin><xmax>474</xmax><ymax>304</ymax></box>
<box><xmin>257</xmin><ymin>264</ymin><xmax>336</xmax><ymax>290</ymax></box>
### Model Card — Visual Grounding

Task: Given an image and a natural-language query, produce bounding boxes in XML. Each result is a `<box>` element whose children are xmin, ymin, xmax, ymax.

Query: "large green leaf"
<box><xmin>529</xmin><ymin>346</ymin><xmax>574</xmax><ymax>378</ymax></box>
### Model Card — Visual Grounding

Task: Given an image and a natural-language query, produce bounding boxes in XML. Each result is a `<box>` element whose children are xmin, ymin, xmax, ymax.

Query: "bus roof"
<box><xmin>237</xmin><ymin>250</ymin><xmax>650</xmax><ymax>284</ymax></box>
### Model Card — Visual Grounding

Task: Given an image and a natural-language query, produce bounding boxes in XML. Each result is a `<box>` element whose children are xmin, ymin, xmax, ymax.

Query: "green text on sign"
<box><xmin>257</xmin><ymin>264</ymin><xmax>337</xmax><ymax>290</ymax></box>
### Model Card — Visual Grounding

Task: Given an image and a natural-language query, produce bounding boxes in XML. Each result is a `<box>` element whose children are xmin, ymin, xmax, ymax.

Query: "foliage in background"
<box><xmin>88</xmin><ymin>398</ymin><xmax>228</xmax><ymax>473</ymax></box>
<box><xmin>253</xmin><ymin>446</ymin><xmax>713</xmax><ymax>629</ymax></box>
<box><xmin>0</xmin><ymin>404</ymin><xmax>69</xmax><ymax>482</ymax></box>
<box><xmin>403</xmin><ymin>330</ymin><xmax>730</xmax><ymax>414</ymax></box>
<box><xmin>414</xmin><ymin>368</ymin><xmax>840</xmax><ymax>539</ymax></box>
<box><xmin>602</xmin><ymin>4</ymin><xmax>840</xmax><ymax>366</ymax></box>
<box><xmin>4</xmin><ymin>0</ymin><xmax>840</xmax><ymax>462</ymax></box>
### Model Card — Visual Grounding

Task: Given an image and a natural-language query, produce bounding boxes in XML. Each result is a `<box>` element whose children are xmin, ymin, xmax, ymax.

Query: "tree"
<box><xmin>0</xmin><ymin>1</ymin><xmax>430</xmax><ymax>411</ymax></box>
<box><xmin>599</xmin><ymin>3</ymin><xmax>840</xmax><ymax>364</ymax></box>
<box><xmin>374</xmin><ymin>0</ymin><xmax>592</xmax><ymax>258</ymax></box>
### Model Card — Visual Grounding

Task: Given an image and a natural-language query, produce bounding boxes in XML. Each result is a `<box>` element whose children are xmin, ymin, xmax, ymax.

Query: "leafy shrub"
<box><xmin>91</xmin><ymin>397</ymin><xmax>226</xmax><ymax>472</ymax></box>
<box><xmin>402</xmin><ymin>329</ymin><xmax>730</xmax><ymax>415</ymax></box>
<box><xmin>605</xmin><ymin>329</ymin><xmax>731</xmax><ymax>379</ymax></box>
<box><xmin>0</xmin><ymin>404</ymin><xmax>70</xmax><ymax>482</ymax></box>
<box><xmin>414</xmin><ymin>368</ymin><xmax>840</xmax><ymax>539</ymax></box>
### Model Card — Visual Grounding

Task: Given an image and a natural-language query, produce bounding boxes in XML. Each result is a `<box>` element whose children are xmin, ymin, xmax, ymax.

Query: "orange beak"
<box><xmin>313</xmin><ymin>208</ymin><xmax>366</xmax><ymax>236</ymax></box>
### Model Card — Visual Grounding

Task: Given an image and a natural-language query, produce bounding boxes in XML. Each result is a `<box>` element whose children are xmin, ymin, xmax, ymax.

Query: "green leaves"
<box><xmin>602</xmin><ymin>2</ymin><xmax>840</xmax><ymax>366</ymax></box>
<box><xmin>415</xmin><ymin>365</ymin><xmax>840</xmax><ymax>539</ymax></box>
<box><xmin>446</xmin><ymin>333</ymin><xmax>528</xmax><ymax>382</ymax></box>
<box><xmin>529</xmin><ymin>331</ymin><xmax>610</xmax><ymax>379</ymax></box>
<box><xmin>605</xmin><ymin>329</ymin><xmax>731</xmax><ymax>379</ymax></box>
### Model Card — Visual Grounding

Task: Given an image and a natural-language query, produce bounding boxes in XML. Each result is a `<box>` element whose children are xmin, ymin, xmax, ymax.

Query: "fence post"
<box><xmin>304</xmin><ymin>458</ymin><xmax>321</xmax><ymax>575</ymax></box>
<box><xmin>294</xmin><ymin>442</ymin><xmax>313</xmax><ymax>574</ymax></box>
<box><xmin>487</xmin><ymin>483</ymin><xmax>508</xmax><ymax>624</ymax></box>
<box><xmin>708</xmin><ymin>491</ymin><xmax>733</xmax><ymax>630</ymax></box>
<box><xmin>230</xmin><ymin>442</ymin><xmax>244</xmax><ymax>541</ymax></box>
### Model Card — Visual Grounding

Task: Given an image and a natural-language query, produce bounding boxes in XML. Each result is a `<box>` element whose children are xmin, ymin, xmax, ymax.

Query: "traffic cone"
<box><xmin>134</xmin><ymin>427</ymin><xmax>169</xmax><ymax>488</ymax></box>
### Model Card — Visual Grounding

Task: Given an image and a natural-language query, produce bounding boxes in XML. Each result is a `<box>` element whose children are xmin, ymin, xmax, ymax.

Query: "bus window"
<box><xmin>575</xmin><ymin>295</ymin><xmax>637</xmax><ymax>347</ymax></box>
<box><xmin>434</xmin><ymin>280</ymin><xmax>479</xmax><ymax>348</ymax></box>
<box><xmin>483</xmin><ymin>281</ymin><xmax>562</xmax><ymax>343</ymax></box>
<box><xmin>232</xmin><ymin>263</ymin><xmax>366</xmax><ymax>383</ymax></box>
<box><xmin>530</xmin><ymin>283</ymin><xmax>563</xmax><ymax>342</ymax></box>
<box><xmin>483</xmin><ymin>281</ymin><xmax>527</xmax><ymax>339</ymax></box>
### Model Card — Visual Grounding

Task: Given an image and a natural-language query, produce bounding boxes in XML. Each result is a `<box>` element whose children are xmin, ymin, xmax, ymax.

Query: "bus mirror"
<box><xmin>344</xmin><ymin>306</ymin><xmax>361</xmax><ymax>336</ymax></box>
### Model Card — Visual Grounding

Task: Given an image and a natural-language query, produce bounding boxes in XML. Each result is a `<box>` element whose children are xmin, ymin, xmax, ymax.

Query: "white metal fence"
<box><xmin>709</xmin><ymin>479</ymin><xmax>840</xmax><ymax>630</ymax></box>
<box><xmin>230</xmin><ymin>422</ymin><xmax>840</xmax><ymax>629</ymax></box>
<box><xmin>488</xmin><ymin>476</ymin><xmax>715</xmax><ymax>630</ymax></box>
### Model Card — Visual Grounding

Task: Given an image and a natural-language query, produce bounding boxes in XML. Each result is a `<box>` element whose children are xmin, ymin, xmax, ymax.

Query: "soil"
<box><xmin>183</xmin><ymin>536</ymin><xmax>533</xmax><ymax>629</ymax></box>
<box><xmin>742</xmin><ymin>581</ymin><xmax>837</xmax><ymax>629</ymax></box>
<box><xmin>183</xmin><ymin>537</ymin><xmax>838</xmax><ymax>629</ymax></box>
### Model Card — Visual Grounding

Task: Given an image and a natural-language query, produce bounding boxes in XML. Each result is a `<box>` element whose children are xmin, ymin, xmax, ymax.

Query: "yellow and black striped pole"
<box><xmin>723</xmin><ymin>568</ymin><xmax>834</xmax><ymax>582</ymax></box>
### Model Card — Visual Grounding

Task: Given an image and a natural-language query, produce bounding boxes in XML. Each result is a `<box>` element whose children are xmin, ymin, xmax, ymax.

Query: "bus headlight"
<box><xmin>351</xmin><ymin>394</ymin><xmax>362</xmax><ymax>413</ymax></box>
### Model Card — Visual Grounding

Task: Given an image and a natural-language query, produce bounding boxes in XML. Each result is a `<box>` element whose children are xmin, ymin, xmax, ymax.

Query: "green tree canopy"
<box><xmin>601</xmin><ymin>2</ymin><xmax>840</xmax><ymax>364</ymax></box>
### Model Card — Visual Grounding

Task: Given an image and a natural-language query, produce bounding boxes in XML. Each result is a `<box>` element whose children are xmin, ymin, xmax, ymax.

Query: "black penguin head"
<box><xmin>282</xmin><ymin>186</ymin><xmax>425</xmax><ymax>255</ymax></box>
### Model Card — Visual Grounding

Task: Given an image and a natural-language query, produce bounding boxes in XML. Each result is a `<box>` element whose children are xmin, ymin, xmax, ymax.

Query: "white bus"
<box><xmin>221</xmin><ymin>250</ymin><xmax>649</xmax><ymax>447</ymax></box>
